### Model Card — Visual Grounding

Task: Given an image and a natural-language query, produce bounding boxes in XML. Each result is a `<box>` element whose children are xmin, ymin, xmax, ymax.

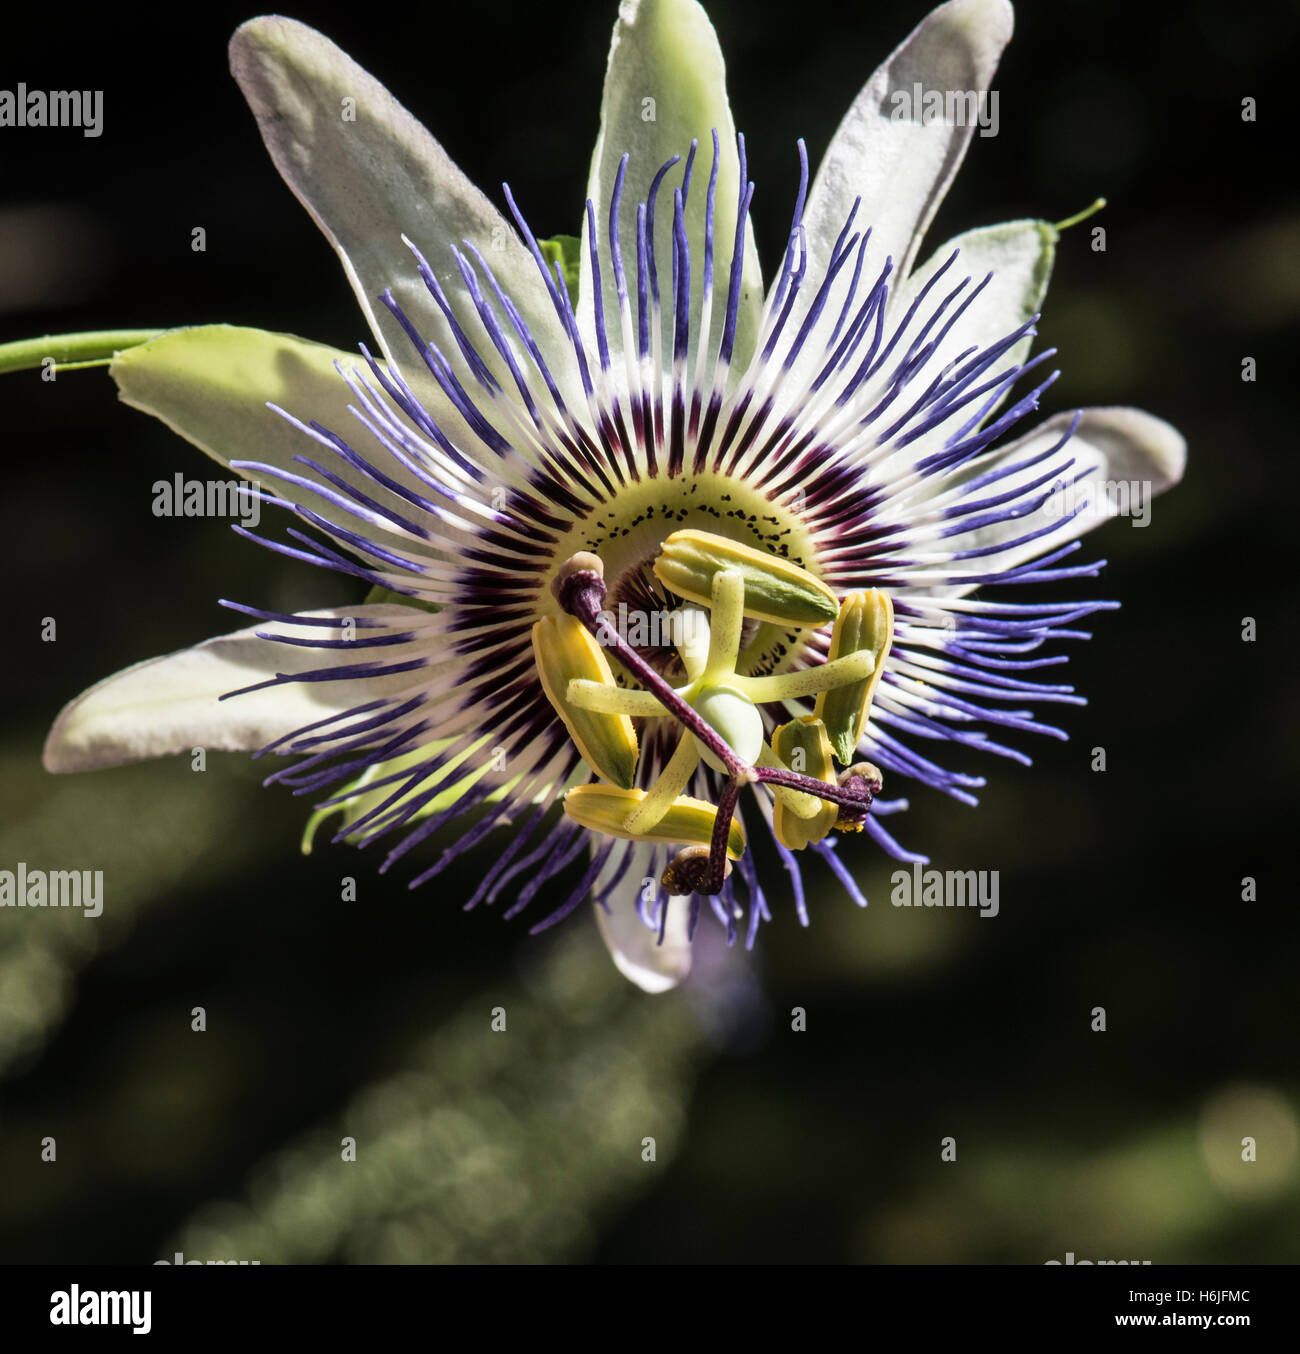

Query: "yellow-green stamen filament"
<box><xmin>565</xmin><ymin>680</ymin><xmax>670</xmax><ymax>718</ymax></box>
<box><xmin>621</xmin><ymin>733</ymin><xmax>701</xmax><ymax>835</ymax></box>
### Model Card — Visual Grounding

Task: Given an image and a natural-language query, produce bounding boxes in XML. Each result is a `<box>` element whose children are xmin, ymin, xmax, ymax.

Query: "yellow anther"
<box><xmin>563</xmin><ymin>784</ymin><xmax>746</xmax><ymax>859</ymax></box>
<box><xmin>532</xmin><ymin>615</ymin><xmax>638</xmax><ymax>788</ymax></box>
<box><xmin>653</xmin><ymin>529</ymin><xmax>839</xmax><ymax>628</ymax></box>
<box><xmin>814</xmin><ymin>589</ymin><xmax>893</xmax><ymax>764</ymax></box>
<box><xmin>770</xmin><ymin>717</ymin><xmax>840</xmax><ymax>850</ymax></box>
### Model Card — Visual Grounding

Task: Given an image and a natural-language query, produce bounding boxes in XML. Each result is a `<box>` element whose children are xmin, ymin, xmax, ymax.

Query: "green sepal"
<box><xmin>539</xmin><ymin>234</ymin><xmax>582</xmax><ymax>300</ymax></box>
<box><xmin>363</xmin><ymin>585</ymin><xmax>440</xmax><ymax>615</ymax></box>
<box><xmin>301</xmin><ymin>738</ymin><xmax>505</xmax><ymax>852</ymax></box>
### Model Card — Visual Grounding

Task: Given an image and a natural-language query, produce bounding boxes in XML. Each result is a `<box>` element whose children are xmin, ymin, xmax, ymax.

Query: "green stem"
<box><xmin>1054</xmin><ymin>198</ymin><xmax>1107</xmax><ymax>233</ymax></box>
<box><xmin>0</xmin><ymin>328</ymin><xmax>164</xmax><ymax>376</ymax></box>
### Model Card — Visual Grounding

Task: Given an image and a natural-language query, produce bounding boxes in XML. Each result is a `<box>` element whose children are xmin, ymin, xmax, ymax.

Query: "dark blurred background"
<box><xmin>0</xmin><ymin>0</ymin><xmax>1295</xmax><ymax>1263</ymax></box>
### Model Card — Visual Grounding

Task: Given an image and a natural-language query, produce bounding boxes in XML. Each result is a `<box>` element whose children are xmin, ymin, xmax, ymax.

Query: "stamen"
<box><xmin>565</xmin><ymin>681</ymin><xmax>669</xmax><ymax>718</ymax></box>
<box><xmin>739</xmin><ymin>650</ymin><xmax>875</xmax><ymax>702</ymax></box>
<box><xmin>623</xmin><ymin>733</ymin><xmax>700</xmax><ymax>835</ymax></box>
<box><xmin>702</xmin><ymin>569</ymin><xmax>745</xmax><ymax>682</ymax></box>
<box><xmin>545</xmin><ymin>537</ymin><xmax>890</xmax><ymax>870</ymax></box>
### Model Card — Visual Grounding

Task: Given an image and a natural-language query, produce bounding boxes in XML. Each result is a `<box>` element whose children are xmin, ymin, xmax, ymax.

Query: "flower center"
<box><xmin>603</xmin><ymin>554</ymin><xmax>771</xmax><ymax>683</ymax></box>
<box><xmin>539</xmin><ymin>536</ymin><xmax>894</xmax><ymax>896</ymax></box>
<box><xmin>541</xmin><ymin>470</ymin><xmax>821</xmax><ymax>682</ymax></box>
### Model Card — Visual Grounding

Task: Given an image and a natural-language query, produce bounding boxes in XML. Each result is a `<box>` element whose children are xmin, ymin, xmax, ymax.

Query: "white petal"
<box><xmin>932</xmin><ymin>407</ymin><xmax>1187</xmax><ymax>589</ymax></box>
<box><xmin>593</xmin><ymin>841</ymin><xmax>692</xmax><ymax>993</ymax></box>
<box><xmin>895</xmin><ymin>218</ymin><xmax>1056</xmax><ymax>391</ymax></box>
<box><xmin>229</xmin><ymin>17</ymin><xmax>572</xmax><ymax>392</ymax></box>
<box><xmin>44</xmin><ymin>606</ymin><xmax>421</xmax><ymax>773</ymax></box>
<box><xmin>800</xmin><ymin>0</ymin><xmax>1013</xmax><ymax>298</ymax></box>
<box><xmin>580</xmin><ymin>0</ymin><xmax>764</xmax><ymax>373</ymax></box>
<box><xmin>780</xmin><ymin>215</ymin><xmax>1055</xmax><ymax>421</ymax></box>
